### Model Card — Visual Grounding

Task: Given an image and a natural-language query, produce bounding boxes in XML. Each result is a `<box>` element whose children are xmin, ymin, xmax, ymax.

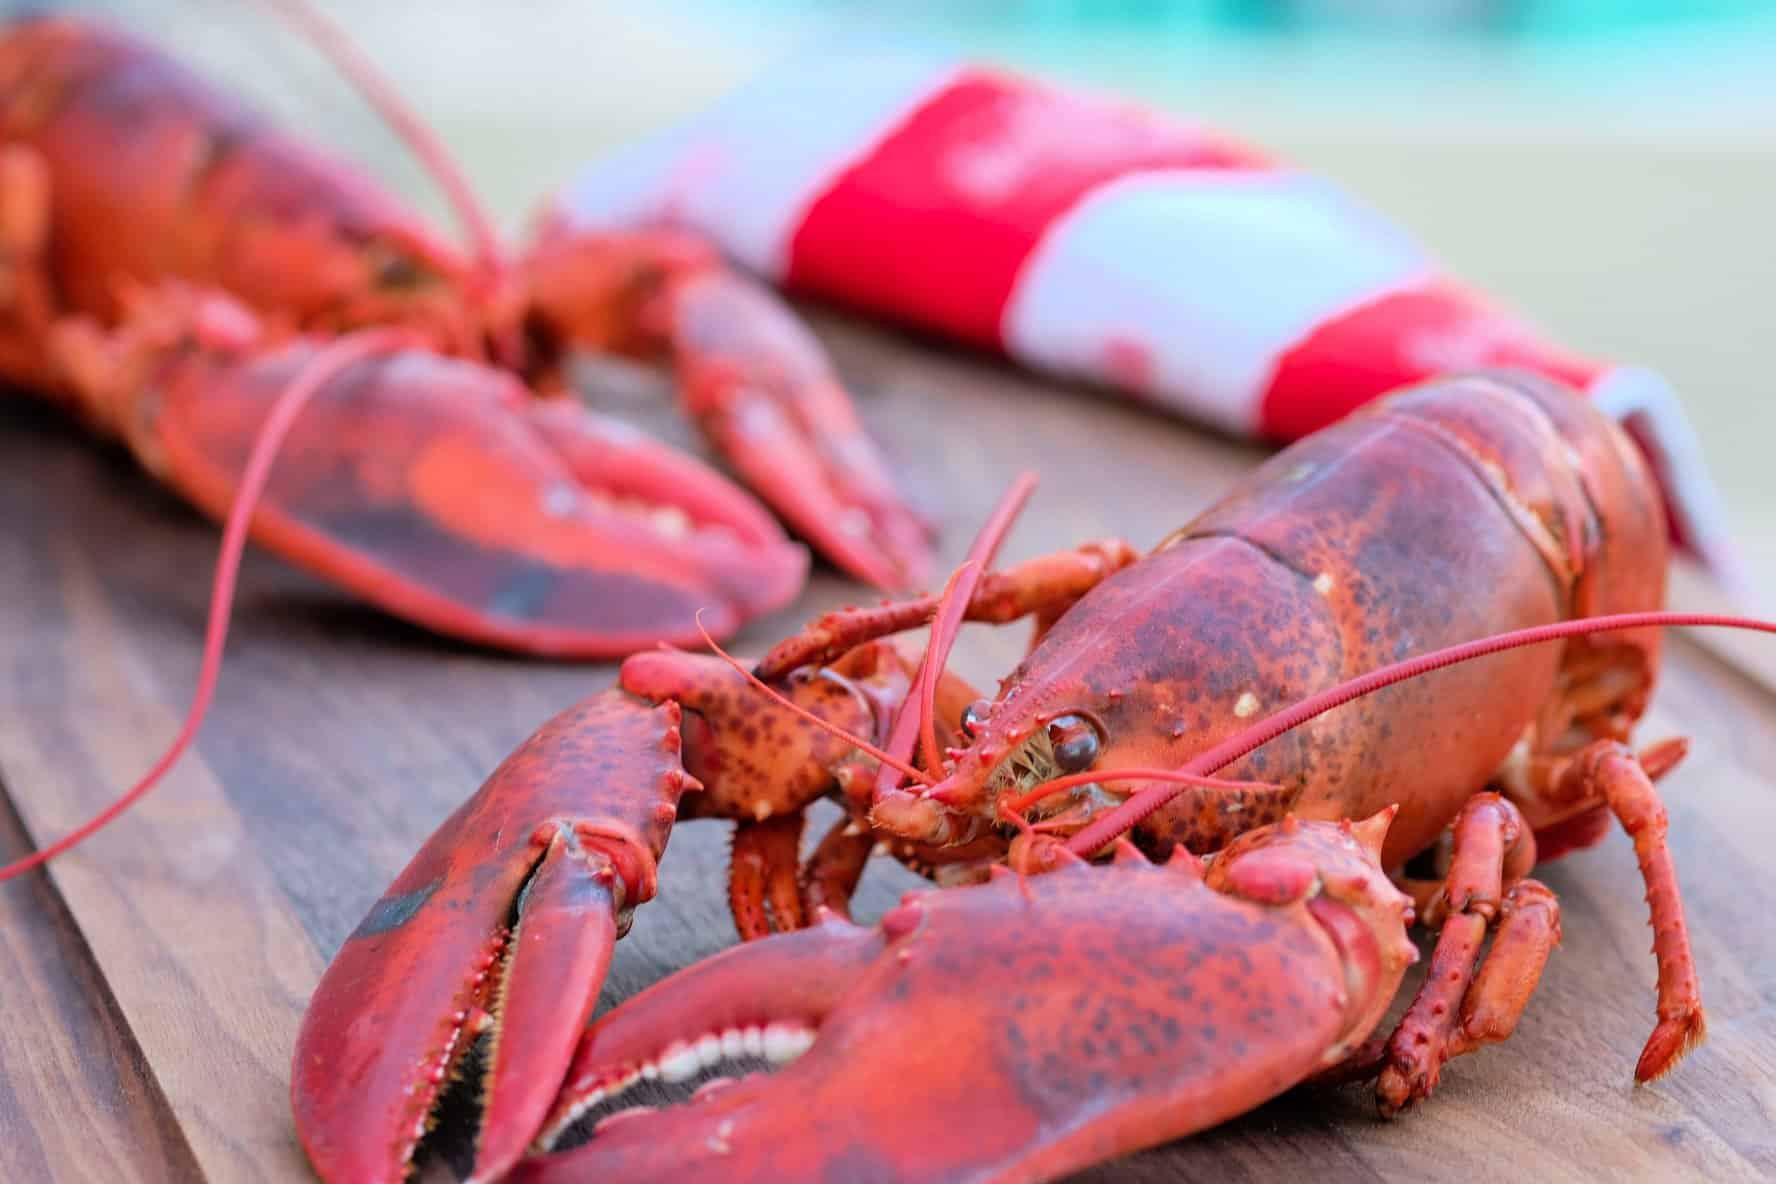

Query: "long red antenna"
<box><xmin>913</xmin><ymin>561</ymin><xmax>980</xmax><ymax>769</ymax></box>
<box><xmin>1065</xmin><ymin>612</ymin><xmax>1776</xmax><ymax>856</ymax></box>
<box><xmin>694</xmin><ymin>617</ymin><xmax>935</xmax><ymax>787</ymax></box>
<box><xmin>254</xmin><ymin>0</ymin><xmax>506</xmax><ymax>276</ymax></box>
<box><xmin>877</xmin><ymin>473</ymin><xmax>1038</xmax><ymax>799</ymax></box>
<box><xmin>1001</xmin><ymin>767</ymin><xmax>1282</xmax><ymax>818</ymax></box>
<box><xmin>0</xmin><ymin>329</ymin><xmax>415</xmax><ymax>882</ymax></box>
<box><xmin>694</xmin><ymin>475</ymin><xmax>1036</xmax><ymax>793</ymax></box>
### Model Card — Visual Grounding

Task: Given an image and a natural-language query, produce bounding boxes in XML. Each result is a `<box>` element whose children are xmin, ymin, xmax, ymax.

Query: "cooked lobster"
<box><xmin>0</xmin><ymin>8</ymin><xmax>929</xmax><ymax>657</ymax></box>
<box><xmin>292</xmin><ymin>370</ymin><xmax>1773</xmax><ymax>1181</ymax></box>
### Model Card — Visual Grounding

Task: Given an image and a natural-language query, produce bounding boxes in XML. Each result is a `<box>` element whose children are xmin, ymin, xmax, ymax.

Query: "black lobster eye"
<box><xmin>960</xmin><ymin>699</ymin><xmax>993</xmax><ymax>738</ymax></box>
<box><xmin>1046</xmin><ymin>714</ymin><xmax>1101</xmax><ymax>773</ymax></box>
<box><xmin>366</xmin><ymin>240</ymin><xmax>427</xmax><ymax>290</ymax></box>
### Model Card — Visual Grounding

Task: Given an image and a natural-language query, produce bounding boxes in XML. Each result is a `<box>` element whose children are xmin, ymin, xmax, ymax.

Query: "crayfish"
<box><xmin>0</xmin><ymin>6</ymin><xmax>929</xmax><ymax>658</ymax></box>
<box><xmin>293</xmin><ymin>371</ymin><xmax>1776</xmax><ymax>1181</ymax></box>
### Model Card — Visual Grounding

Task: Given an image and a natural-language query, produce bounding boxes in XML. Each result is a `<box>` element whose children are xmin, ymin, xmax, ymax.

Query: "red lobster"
<box><xmin>292</xmin><ymin>370</ymin><xmax>1774</xmax><ymax>1181</ymax></box>
<box><xmin>0</xmin><ymin>8</ymin><xmax>929</xmax><ymax>657</ymax></box>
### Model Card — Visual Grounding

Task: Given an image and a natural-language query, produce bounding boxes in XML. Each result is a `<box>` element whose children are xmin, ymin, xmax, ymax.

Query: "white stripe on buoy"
<box><xmin>1591</xmin><ymin>366</ymin><xmax>1747</xmax><ymax>596</ymax></box>
<box><xmin>1002</xmin><ymin>169</ymin><xmax>1431</xmax><ymax>433</ymax></box>
<box><xmin>554</xmin><ymin>52</ymin><xmax>962</xmax><ymax>277</ymax></box>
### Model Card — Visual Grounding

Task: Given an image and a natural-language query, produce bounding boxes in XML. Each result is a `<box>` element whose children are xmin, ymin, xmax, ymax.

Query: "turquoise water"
<box><xmin>717</xmin><ymin>1</ymin><xmax>1775</xmax><ymax>40</ymax></box>
<box><xmin>697</xmin><ymin>0</ymin><xmax>1776</xmax><ymax>117</ymax></box>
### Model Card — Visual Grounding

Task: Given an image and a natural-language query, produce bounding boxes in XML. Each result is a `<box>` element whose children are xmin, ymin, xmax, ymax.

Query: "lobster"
<box><xmin>0</xmin><ymin>8</ymin><xmax>930</xmax><ymax>658</ymax></box>
<box><xmin>291</xmin><ymin>369</ymin><xmax>1775</xmax><ymax>1181</ymax></box>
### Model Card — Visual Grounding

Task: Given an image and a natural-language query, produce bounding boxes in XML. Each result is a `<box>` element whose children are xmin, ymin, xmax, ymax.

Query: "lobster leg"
<box><xmin>802</xmin><ymin>814</ymin><xmax>876</xmax><ymax>921</ymax></box>
<box><xmin>755</xmin><ymin>539</ymin><xmax>1140</xmax><ymax>678</ymax></box>
<box><xmin>1541</xmin><ymin>739</ymin><xmax>1706</xmax><ymax>1082</ymax></box>
<box><xmin>730</xmin><ymin>815</ymin><xmax>808</xmax><ymax>939</ymax></box>
<box><xmin>292</xmin><ymin>691</ymin><xmax>699</xmax><ymax>1184</ymax></box>
<box><xmin>518</xmin><ymin>226</ymin><xmax>932</xmax><ymax>590</ymax></box>
<box><xmin>1377</xmin><ymin>794</ymin><xmax>1560</xmax><ymax>1114</ymax></box>
<box><xmin>1447</xmin><ymin>882</ymin><xmax>1563</xmax><ymax>1057</ymax></box>
<box><xmin>1526</xmin><ymin>736</ymin><xmax>1687</xmax><ymax>861</ymax></box>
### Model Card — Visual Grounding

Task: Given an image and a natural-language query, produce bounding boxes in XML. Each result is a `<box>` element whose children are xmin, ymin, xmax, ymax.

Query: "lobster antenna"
<box><xmin>884</xmin><ymin>472</ymin><xmax>1038</xmax><ymax>798</ymax></box>
<box><xmin>913</xmin><ymin>561</ymin><xmax>980</xmax><ymax>768</ymax></box>
<box><xmin>695</xmin><ymin>618</ymin><xmax>936</xmax><ymax>787</ymax></box>
<box><xmin>254</xmin><ymin>0</ymin><xmax>506</xmax><ymax>276</ymax></box>
<box><xmin>0</xmin><ymin>328</ymin><xmax>416</xmax><ymax>883</ymax></box>
<box><xmin>1065</xmin><ymin>611</ymin><xmax>1776</xmax><ymax>856</ymax></box>
<box><xmin>1001</xmin><ymin>767</ymin><xmax>1283</xmax><ymax>817</ymax></box>
<box><xmin>697</xmin><ymin>472</ymin><xmax>1030</xmax><ymax>793</ymax></box>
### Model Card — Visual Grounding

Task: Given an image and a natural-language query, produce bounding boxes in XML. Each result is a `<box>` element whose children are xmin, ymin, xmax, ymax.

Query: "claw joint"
<box><xmin>573</xmin><ymin>819</ymin><xmax>658</xmax><ymax>908</ymax></box>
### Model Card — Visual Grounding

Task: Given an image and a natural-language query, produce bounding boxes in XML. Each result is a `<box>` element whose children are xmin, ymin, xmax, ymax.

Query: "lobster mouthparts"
<box><xmin>515</xmin><ymin>827</ymin><xmax>1406</xmax><ymax>1184</ymax></box>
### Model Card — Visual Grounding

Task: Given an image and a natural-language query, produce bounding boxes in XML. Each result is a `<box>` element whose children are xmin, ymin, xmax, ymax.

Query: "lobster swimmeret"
<box><xmin>0</xmin><ymin>10</ymin><xmax>930</xmax><ymax>657</ymax></box>
<box><xmin>294</xmin><ymin>371</ymin><xmax>1772</xmax><ymax>1182</ymax></box>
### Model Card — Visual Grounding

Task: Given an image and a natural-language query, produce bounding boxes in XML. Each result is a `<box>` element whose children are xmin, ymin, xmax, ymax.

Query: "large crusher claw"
<box><xmin>515</xmin><ymin>815</ymin><xmax>1413</xmax><ymax>1184</ymax></box>
<box><xmin>51</xmin><ymin>284</ymin><xmax>809</xmax><ymax>656</ymax></box>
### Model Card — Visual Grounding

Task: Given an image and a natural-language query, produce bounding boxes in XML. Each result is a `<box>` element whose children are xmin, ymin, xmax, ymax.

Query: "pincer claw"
<box><xmin>519</xmin><ymin>223</ymin><xmax>933</xmax><ymax>591</ymax></box>
<box><xmin>669</xmin><ymin>270</ymin><xmax>934</xmax><ymax>591</ymax></box>
<box><xmin>292</xmin><ymin>691</ymin><xmax>699</xmax><ymax>1184</ymax></box>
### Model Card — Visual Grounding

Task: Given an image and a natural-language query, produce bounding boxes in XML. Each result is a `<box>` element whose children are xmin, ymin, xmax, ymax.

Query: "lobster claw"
<box><xmin>520</xmin><ymin>225</ymin><xmax>933</xmax><ymax>591</ymax></box>
<box><xmin>292</xmin><ymin>690</ymin><xmax>700</xmax><ymax>1184</ymax></box>
<box><xmin>516</xmin><ymin>825</ymin><xmax>1408</xmax><ymax>1184</ymax></box>
<box><xmin>51</xmin><ymin>284</ymin><xmax>808</xmax><ymax>656</ymax></box>
<box><xmin>665</xmin><ymin>269</ymin><xmax>933</xmax><ymax>591</ymax></box>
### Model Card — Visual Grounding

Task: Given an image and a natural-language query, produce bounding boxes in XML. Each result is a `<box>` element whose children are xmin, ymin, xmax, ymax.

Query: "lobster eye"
<box><xmin>960</xmin><ymin>699</ymin><xmax>993</xmax><ymax>738</ymax></box>
<box><xmin>1046</xmin><ymin>714</ymin><xmax>1100</xmax><ymax>773</ymax></box>
<box><xmin>366</xmin><ymin>240</ymin><xmax>426</xmax><ymax>290</ymax></box>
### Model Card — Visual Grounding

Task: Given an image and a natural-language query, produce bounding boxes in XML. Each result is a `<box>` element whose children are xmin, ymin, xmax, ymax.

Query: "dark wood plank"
<box><xmin>0</xmin><ymin>404</ymin><xmax>330</xmax><ymax>1180</ymax></box>
<box><xmin>0</xmin><ymin>788</ymin><xmax>202</xmax><ymax>1182</ymax></box>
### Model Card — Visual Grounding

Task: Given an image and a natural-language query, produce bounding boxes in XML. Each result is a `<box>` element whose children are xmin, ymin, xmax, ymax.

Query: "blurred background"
<box><xmin>56</xmin><ymin>0</ymin><xmax>1776</xmax><ymax>601</ymax></box>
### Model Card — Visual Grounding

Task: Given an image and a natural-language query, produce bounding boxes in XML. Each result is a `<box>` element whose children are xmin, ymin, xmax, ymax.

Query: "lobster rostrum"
<box><xmin>293</xmin><ymin>369</ymin><xmax>1775</xmax><ymax>1182</ymax></box>
<box><xmin>0</xmin><ymin>8</ymin><xmax>930</xmax><ymax>657</ymax></box>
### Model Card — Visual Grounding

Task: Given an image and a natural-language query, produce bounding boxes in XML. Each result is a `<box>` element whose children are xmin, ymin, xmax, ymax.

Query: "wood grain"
<box><xmin>0</xmin><ymin>789</ymin><xmax>201</xmax><ymax>1182</ymax></box>
<box><xmin>1</xmin><ymin>311</ymin><xmax>1773</xmax><ymax>1183</ymax></box>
